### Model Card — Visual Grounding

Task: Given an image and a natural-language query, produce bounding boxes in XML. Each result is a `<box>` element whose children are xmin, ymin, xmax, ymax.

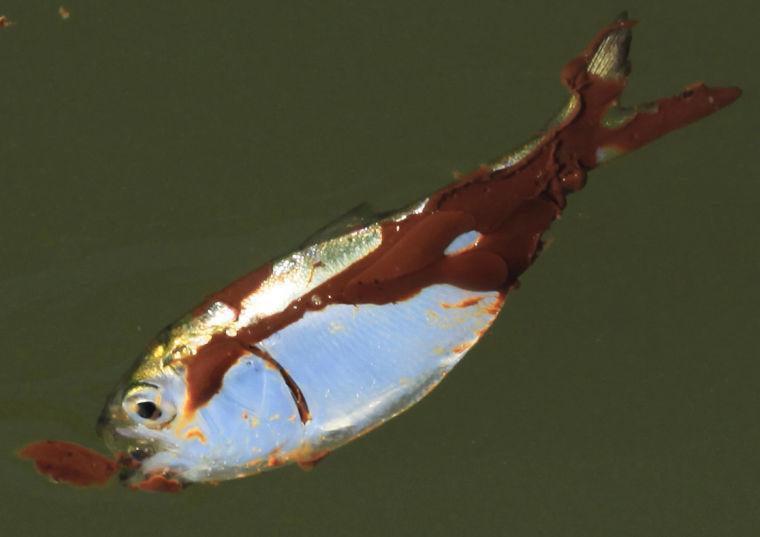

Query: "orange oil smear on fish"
<box><xmin>482</xmin><ymin>295</ymin><xmax>506</xmax><ymax>317</ymax></box>
<box><xmin>184</xmin><ymin>427</ymin><xmax>207</xmax><ymax>443</ymax></box>
<box><xmin>452</xmin><ymin>342</ymin><xmax>474</xmax><ymax>354</ymax></box>
<box><xmin>441</xmin><ymin>296</ymin><xmax>485</xmax><ymax>309</ymax></box>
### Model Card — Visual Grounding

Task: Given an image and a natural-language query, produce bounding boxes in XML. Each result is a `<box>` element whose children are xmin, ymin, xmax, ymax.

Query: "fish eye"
<box><xmin>123</xmin><ymin>384</ymin><xmax>176</xmax><ymax>428</ymax></box>
<box><xmin>136</xmin><ymin>401</ymin><xmax>160</xmax><ymax>420</ymax></box>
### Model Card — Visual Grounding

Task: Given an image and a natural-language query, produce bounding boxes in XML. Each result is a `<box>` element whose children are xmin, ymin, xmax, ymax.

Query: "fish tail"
<box><xmin>489</xmin><ymin>14</ymin><xmax>741</xmax><ymax>174</ymax></box>
<box><xmin>431</xmin><ymin>14</ymin><xmax>740</xmax><ymax>284</ymax></box>
<box><xmin>556</xmin><ymin>13</ymin><xmax>741</xmax><ymax>169</ymax></box>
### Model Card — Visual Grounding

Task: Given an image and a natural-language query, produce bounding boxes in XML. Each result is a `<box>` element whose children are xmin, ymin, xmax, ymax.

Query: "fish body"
<box><xmin>97</xmin><ymin>16</ymin><xmax>740</xmax><ymax>488</ymax></box>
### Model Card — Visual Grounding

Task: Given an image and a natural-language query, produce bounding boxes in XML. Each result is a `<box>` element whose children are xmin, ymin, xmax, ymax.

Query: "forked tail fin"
<box><xmin>429</xmin><ymin>14</ymin><xmax>740</xmax><ymax>278</ymax></box>
<box><xmin>490</xmin><ymin>13</ymin><xmax>741</xmax><ymax>174</ymax></box>
<box><xmin>558</xmin><ymin>13</ymin><xmax>741</xmax><ymax>169</ymax></box>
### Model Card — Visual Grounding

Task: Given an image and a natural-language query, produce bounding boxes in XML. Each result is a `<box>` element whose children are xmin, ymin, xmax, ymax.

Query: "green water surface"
<box><xmin>1</xmin><ymin>2</ymin><xmax>757</xmax><ymax>536</ymax></box>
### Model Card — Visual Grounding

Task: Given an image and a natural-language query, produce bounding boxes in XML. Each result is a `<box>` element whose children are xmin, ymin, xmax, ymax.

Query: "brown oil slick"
<box><xmin>194</xmin><ymin>264</ymin><xmax>273</xmax><ymax>317</ymax></box>
<box><xmin>182</xmin><ymin>338</ymin><xmax>312</xmax><ymax>426</ymax></box>
<box><xmin>18</xmin><ymin>440</ymin><xmax>118</xmax><ymax>487</ymax></box>
<box><xmin>249</xmin><ymin>345</ymin><xmax>311</xmax><ymax>424</ymax></box>
<box><xmin>183</xmin><ymin>337</ymin><xmax>250</xmax><ymax>414</ymax></box>
<box><xmin>130</xmin><ymin>474</ymin><xmax>183</xmax><ymax>493</ymax></box>
<box><xmin>180</xmin><ymin>18</ymin><xmax>740</xmax><ymax>414</ymax></box>
<box><xmin>19</xmin><ymin>440</ymin><xmax>187</xmax><ymax>493</ymax></box>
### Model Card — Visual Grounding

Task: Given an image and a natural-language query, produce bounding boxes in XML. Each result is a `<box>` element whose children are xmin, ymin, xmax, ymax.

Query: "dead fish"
<box><xmin>95</xmin><ymin>15</ymin><xmax>740</xmax><ymax>489</ymax></box>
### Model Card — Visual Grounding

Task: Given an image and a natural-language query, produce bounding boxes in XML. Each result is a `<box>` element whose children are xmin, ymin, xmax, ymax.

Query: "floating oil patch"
<box><xmin>18</xmin><ymin>440</ymin><xmax>118</xmax><ymax>487</ymax></box>
<box><xmin>19</xmin><ymin>440</ymin><xmax>183</xmax><ymax>493</ymax></box>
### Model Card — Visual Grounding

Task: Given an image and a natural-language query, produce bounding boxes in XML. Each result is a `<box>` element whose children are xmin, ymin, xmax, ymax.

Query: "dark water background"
<box><xmin>1</xmin><ymin>1</ymin><xmax>757</xmax><ymax>536</ymax></box>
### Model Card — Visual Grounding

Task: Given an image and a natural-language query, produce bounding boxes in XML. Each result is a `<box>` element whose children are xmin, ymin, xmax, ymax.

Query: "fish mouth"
<box><xmin>96</xmin><ymin>410</ymin><xmax>135</xmax><ymax>454</ymax></box>
<box><xmin>96</xmin><ymin>414</ymin><xmax>160</xmax><ymax>472</ymax></box>
<box><xmin>104</xmin><ymin>433</ymin><xmax>184</xmax><ymax>489</ymax></box>
<box><xmin>94</xmin><ymin>421</ymin><xmax>152</xmax><ymax>484</ymax></box>
<box><xmin>107</xmin><ymin>426</ymin><xmax>164</xmax><ymax>462</ymax></box>
<box><xmin>96</xmin><ymin>399</ymin><xmax>190</xmax><ymax>487</ymax></box>
<box><xmin>99</xmin><ymin>422</ymin><xmax>190</xmax><ymax>489</ymax></box>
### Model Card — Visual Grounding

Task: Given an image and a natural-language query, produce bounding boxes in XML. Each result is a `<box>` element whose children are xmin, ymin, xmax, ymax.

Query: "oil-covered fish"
<box><xmin>93</xmin><ymin>16</ymin><xmax>739</xmax><ymax>490</ymax></box>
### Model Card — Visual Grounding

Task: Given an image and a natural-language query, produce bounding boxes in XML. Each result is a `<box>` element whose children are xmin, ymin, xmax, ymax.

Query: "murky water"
<box><xmin>1</xmin><ymin>2</ymin><xmax>757</xmax><ymax>536</ymax></box>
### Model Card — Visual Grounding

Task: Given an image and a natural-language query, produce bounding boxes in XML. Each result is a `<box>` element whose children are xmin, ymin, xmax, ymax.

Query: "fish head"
<box><xmin>97</xmin><ymin>310</ymin><xmax>305</xmax><ymax>486</ymax></box>
<box><xmin>96</xmin><ymin>326</ymin><xmax>198</xmax><ymax>486</ymax></box>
